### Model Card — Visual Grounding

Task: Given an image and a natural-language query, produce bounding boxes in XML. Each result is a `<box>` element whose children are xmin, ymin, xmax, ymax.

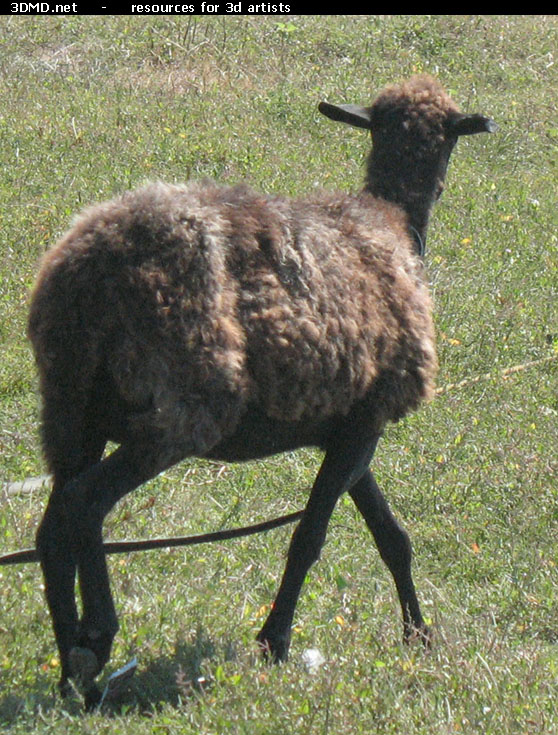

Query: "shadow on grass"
<box><xmin>128</xmin><ymin>625</ymin><xmax>227</xmax><ymax>714</ymax></box>
<box><xmin>0</xmin><ymin>676</ymin><xmax>72</xmax><ymax>728</ymax></box>
<box><xmin>0</xmin><ymin>626</ymin><xmax>242</xmax><ymax>725</ymax></box>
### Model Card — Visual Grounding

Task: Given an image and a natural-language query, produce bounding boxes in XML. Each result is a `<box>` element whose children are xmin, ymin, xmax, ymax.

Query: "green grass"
<box><xmin>0</xmin><ymin>14</ymin><xmax>557</xmax><ymax>734</ymax></box>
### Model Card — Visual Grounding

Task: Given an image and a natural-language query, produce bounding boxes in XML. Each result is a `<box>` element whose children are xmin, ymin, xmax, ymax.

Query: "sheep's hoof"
<box><xmin>66</xmin><ymin>646</ymin><xmax>104</xmax><ymax>710</ymax></box>
<box><xmin>83</xmin><ymin>682</ymin><xmax>103</xmax><ymax>711</ymax></box>
<box><xmin>404</xmin><ymin>623</ymin><xmax>432</xmax><ymax>649</ymax></box>
<box><xmin>58</xmin><ymin>677</ymin><xmax>74</xmax><ymax>700</ymax></box>
<box><xmin>75</xmin><ymin>622</ymin><xmax>116</xmax><ymax>673</ymax></box>
<box><xmin>256</xmin><ymin>628</ymin><xmax>290</xmax><ymax>663</ymax></box>
<box><xmin>69</xmin><ymin>646</ymin><xmax>99</xmax><ymax>687</ymax></box>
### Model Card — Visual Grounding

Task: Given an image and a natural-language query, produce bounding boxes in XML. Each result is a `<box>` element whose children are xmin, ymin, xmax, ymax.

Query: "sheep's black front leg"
<box><xmin>257</xmin><ymin>430</ymin><xmax>380</xmax><ymax>661</ymax></box>
<box><xmin>349</xmin><ymin>470</ymin><xmax>430</xmax><ymax>644</ymax></box>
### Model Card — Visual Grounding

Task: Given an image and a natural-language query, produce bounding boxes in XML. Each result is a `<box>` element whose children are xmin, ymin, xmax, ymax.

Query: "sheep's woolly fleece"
<box><xmin>29</xmin><ymin>178</ymin><xmax>436</xmax><ymax>454</ymax></box>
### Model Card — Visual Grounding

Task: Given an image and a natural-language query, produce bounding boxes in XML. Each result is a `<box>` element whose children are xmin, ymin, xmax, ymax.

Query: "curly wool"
<box><xmin>29</xmin><ymin>176</ymin><xmax>436</xmax><ymax>457</ymax></box>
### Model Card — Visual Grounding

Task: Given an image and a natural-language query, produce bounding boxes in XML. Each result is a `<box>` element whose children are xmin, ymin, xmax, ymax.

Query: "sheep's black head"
<box><xmin>318</xmin><ymin>75</ymin><xmax>496</xmax><ymax>253</ymax></box>
<box><xmin>318</xmin><ymin>74</ymin><xmax>496</xmax><ymax>143</ymax></box>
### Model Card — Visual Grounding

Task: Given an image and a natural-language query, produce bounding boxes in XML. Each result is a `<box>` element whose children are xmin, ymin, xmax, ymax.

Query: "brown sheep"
<box><xmin>28</xmin><ymin>75</ymin><xmax>495</xmax><ymax>707</ymax></box>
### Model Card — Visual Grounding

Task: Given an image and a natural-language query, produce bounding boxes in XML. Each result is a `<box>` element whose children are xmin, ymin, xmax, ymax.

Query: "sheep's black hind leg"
<box><xmin>256</xmin><ymin>429</ymin><xmax>380</xmax><ymax>662</ymax></box>
<box><xmin>36</xmin><ymin>485</ymin><xmax>81</xmax><ymax>697</ymax></box>
<box><xmin>349</xmin><ymin>470</ymin><xmax>430</xmax><ymax>645</ymax></box>
<box><xmin>59</xmin><ymin>440</ymin><xmax>184</xmax><ymax>708</ymax></box>
<box><xmin>36</xmin><ymin>435</ymin><xmax>107</xmax><ymax>699</ymax></box>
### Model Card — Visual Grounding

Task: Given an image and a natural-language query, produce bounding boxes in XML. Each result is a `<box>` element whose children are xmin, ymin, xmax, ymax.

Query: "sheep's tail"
<box><xmin>27</xmin><ymin>258</ymin><xmax>107</xmax><ymax>487</ymax></box>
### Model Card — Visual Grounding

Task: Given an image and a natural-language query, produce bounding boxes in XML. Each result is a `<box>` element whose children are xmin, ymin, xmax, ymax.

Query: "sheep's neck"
<box><xmin>365</xmin><ymin>153</ymin><xmax>443</xmax><ymax>254</ymax></box>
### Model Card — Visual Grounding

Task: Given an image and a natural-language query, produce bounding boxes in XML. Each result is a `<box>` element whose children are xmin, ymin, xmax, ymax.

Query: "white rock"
<box><xmin>301</xmin><ymin>648</ymin><xmax>326</xmax><ymax>673</ymax></box>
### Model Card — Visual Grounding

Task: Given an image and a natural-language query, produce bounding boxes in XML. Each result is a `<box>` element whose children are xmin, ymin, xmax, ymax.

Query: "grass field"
<box><xmin>0</xmin><ymin>14</ymin><xmax>557</xmax><ymax>734</ymax></box>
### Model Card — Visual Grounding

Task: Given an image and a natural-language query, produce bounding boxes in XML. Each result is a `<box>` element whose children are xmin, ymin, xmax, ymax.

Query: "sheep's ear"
<box><xmin>318</xmin><ymin>101</ymin><xmax>372</xmax><ymax>130</ymax></box>
<box><xmin>450</xmin><ymin>113</ymin><xmax>498</xmax><ymax>136</ymax></box>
